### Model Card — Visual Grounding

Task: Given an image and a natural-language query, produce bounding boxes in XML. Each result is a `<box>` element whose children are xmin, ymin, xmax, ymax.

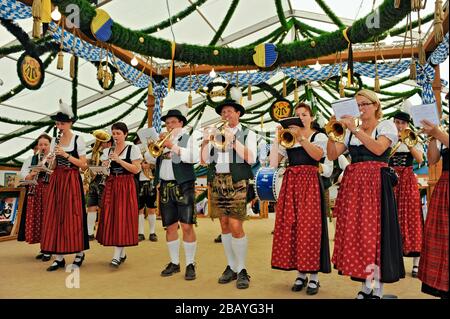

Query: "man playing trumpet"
<box><xmin>153</xmin><ymin>109</ymin><xmax>200</xmax><ymax>281</ymax></box>
<box><xmin>200</xmin><ymin>87</ymin><xmax>257</xmax><ymax>289</ymax></box>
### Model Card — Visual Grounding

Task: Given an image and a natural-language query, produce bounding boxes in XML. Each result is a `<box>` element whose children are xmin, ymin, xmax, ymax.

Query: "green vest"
<box><xmin>155</xmin><ymin>132</ymin><xmax>196</xmax><ymax>185</ymax></box>
<box><xmin>207</xmin><ymin>125</ymin><xmax>254</xmax><ymax>183</ymax></box>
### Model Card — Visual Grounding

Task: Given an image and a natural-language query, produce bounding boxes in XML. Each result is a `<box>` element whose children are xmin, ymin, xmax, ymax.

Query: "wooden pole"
<box><xmin>147</xmin><ymin>95</ymin><xmax>155</xmax><ymax>128</ymax></box>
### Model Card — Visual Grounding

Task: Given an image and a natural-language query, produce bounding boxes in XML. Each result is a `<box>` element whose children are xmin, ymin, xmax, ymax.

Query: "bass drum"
<box><xmin>254</xmin><ymin>167</ymin><xmax>285</xmax><ymax>202</ymax></box>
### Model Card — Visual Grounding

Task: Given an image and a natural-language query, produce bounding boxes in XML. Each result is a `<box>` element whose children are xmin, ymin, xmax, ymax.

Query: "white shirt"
<box><xmin>158</xmin><ymin>128</ymin><xmax>200</xmax><ymax>181</ymax></box>
<box><xmin>396</xmin><ymin>142</ymin><xmax>423</xmax><ymax>153</ymax></box>
<box><xmin>102</xmin><ymin>142</ymin><xmax>142</xmax><ymax>165</ymax></box>
<box><xmin>320</xmin><ymin>157</ymin><xmax>334</xmax><ymax>178</ymax></box>
<box><xmin>344</xmin><ymin>120</ymin><xmax>398</xmax><ymax>147</ymax></box>
<box><xmin>51</xmin><ymin>134</ymin><xmax>86</xmax><ymax>156</ymax></box>
<box><xmin>278</xmin><ymin>131</ymin><xmax>328</xmax><ymax>158</ymax></box>
<box><xmin>19</xmin><ymin>155</ymin><xmax>33</xmax><ymax>179</ymax></box>
<box><xmin>205</xmin><ymin>124</ymin><xmax>257</xmax><ymax>173</ymax></box>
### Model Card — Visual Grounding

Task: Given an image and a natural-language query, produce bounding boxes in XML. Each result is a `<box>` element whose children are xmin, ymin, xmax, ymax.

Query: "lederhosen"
<box><xmin>155</xmin><ymin>133</ymin><xmax>196</xmax><ymax>227</ymax></box>
<box><xmin>96</xmin><ymin>146</ymin><xmax>139</xmax><ymax>246</ymax></box>
<box><xmin>18</xmin><ymin>154</ymin><xmax>49</xmax><ymax>243</ymax></box>
<box><xmin>418</xmin><ymin>145</ymin><xmax>449</xmax><ymax>298</ymax></box>
<box><xmin>137</xmin><ymin>167</ymin><xmax>157</xmax><ymax>210</ymax></box>
<box><xmin>332</xmin><ymin>129</ymin><xmax>405</xmax><ymax>283</ymax></box>
<box><xmin>208</xmin><ymin>126</ymin><xmax>254</xmax><ymax>221</ymax></box>
<box><xmin>271</xmin><ymin>132</ymin><xmax>331</xmax><ymax>273</ymax></box>
<box><xmin>389</xmin><ymin>145</ymin><xmax>423</xmax><ymax>257</ymax></box>
<box><xmin>41</xmin><ymin>136</ymin><xmax>89</xmax><ymax>254</ymax></box>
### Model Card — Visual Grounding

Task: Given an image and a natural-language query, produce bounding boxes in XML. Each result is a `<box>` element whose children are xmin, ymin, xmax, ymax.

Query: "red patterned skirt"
<box><xmin>41</xmin><ymin>167</ymin><xmax>89</xmax><ymax>254</ymax></box>
<box><xmin>418</xmin><ymin>171</ymin><xmax>448</xmax><ymax>297</ymax></box>
<box><xmin>392</xmin><ymin>166</ymin><xmax>423</xmax><ymax>256</ymax></box>
<box><xmin>96</xmin><ymin>174</ymin><xmax>138</xmax><ymax>246</ymax></box>
<box><xmin>332</xmin><ymin>161</ymin><xmax>386</xmax><ymax>280</ymax></box>
<box><xmin>271</xmin><ymin>165</ymin><xmax>330</xmax><ymax>273</ymax></box>
<box><xmin>25</xmin><ymin>178</ymin><xmax>48</xmax><ymax>244</ymax></box>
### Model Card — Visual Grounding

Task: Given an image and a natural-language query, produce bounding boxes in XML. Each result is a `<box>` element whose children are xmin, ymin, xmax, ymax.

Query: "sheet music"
<box><xmin>409</xmin><ymin>103</ymin><xmax>440</xmax><ymax>127</ymax></box>
<box><xmin>137</xmin><ymin>128</ymin><xmax>159</xmax><ymax>144</ymax></box>
<box><xmin>88</xmin><ymin>166</ymin><xmax>108</xmax><ymax>175</ymax></box>
<box><xmin>331</xmin><ymin>98</ymin><xmax>360</xmax><ymax>120</ymax></box>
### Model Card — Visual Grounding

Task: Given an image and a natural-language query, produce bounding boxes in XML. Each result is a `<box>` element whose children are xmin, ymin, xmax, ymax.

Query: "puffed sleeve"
<box><xmin>130</xmin><ymin>144</ymin><xmax>143</xmax><ymax>161</ymax></box>
<box><xmin>312</xmin><ymin>132</ymin><xmax>328</xmax><ymax>157</ymax></box>
<box><xmin>321</xmin><ymin>157</ymin><xmax>334</xmax><ymax>178</ymax></box>
<box><xmin>19</xmin><ymin>156</ymin><xmax>33</xmax><ymax>179</ymax></box>
<box><xmin>144</xmin><ymin>151</ymin><xmax>156</xmax><ymax>165</ymax></box>
<box><xmin>76</xmin><ymin>135</ymin><xmax>87</xmax><ymax>156</ymax></box>
<box><xmin>377</xmin><ymin>120</ymin><xmax>398</xmax><ymax>146</ymax></box>
<box><xmin>278</xmin><ymin>145</ymin><xmax>288</xmax><ymax>158</ymax></box>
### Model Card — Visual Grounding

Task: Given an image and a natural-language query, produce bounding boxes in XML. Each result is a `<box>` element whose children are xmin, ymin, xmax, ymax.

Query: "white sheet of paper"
<box><xmin>88</xmin><ymin>166</ymin><xmax>108</xmax><ymax>175</ymax></box>
<box><xmin>409</xmin><ymin>103</ymin><xmax>440</xmax><ymax>127</ymax></box>
<box><xmin>331</xmin><ymin>98</ymin><xmax>360</xmax><ymax>120</ymax></box>
<box><xmin>137</xmin><ymin>128</ymin><xmax>159</xmax><ymax>145</ymax></box>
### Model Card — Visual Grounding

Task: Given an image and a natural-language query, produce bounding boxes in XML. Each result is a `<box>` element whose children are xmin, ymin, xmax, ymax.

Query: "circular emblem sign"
<box><xmin>18</xmin><ymin>53</ymin><xmax>44</xmax><ymax>90</ymax></box>
<box><xmin>270</xmin><ymin>99</ymin><xmax>293</xmax><ymax>122</ymax></box>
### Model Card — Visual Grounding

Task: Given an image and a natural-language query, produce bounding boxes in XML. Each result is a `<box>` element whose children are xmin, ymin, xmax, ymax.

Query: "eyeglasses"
<box><xmin>357</xmin><ymin>102</ymin><xmax>374</xmax><ymax>108</ymax></box>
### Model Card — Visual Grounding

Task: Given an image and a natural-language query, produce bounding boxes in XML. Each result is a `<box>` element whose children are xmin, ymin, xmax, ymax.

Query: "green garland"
<box><xmin>247</xmin><ymin>20</ymin><xmax>293</xmax><ymax>47</ymax></box>
<box><xmin>72</xmin><ymin>92</ymin><xmax>147</xmax><ymax>132</ymax></box>
<box><xmin>314</xmin><ymin>0</ymin><xmax>345</xmax><ymax>28</ymax></box>
<box><xmin>52</xmin><ymin>0</ymin><xmax>412</xmax><ymax>66</ymax></box>
<box><xmin>0</xmin><ymin>36</ymin><xmax>51</xmax><ymax>56</ymax></box>
<box><xmin>209</xmin><ymin>0</ymin><xmax>240</xmax><ymax>46</ymax></box>
<box><xmin>137</xmin><ymin>0</ymin><xmax>209</xmax><ymax>34</ymax></box>
<box><xmin>293</xmin><ymin>19</ymin><xmax>326</xmax><ymax>35</ymax></box>
<box><xmin>275</xmin><ymin>0</ymin><xmax>289</xmax><ymax>30</ymax></box>
<box><xmin>390</xmin><ymin>12</ymin><xmax>434</xmax><ymax>37</ymax></box>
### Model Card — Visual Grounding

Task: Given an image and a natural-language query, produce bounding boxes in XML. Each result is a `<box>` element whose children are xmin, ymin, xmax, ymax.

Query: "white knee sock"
<box><xmin>231</xmin><ymin>235</ymin><xmax>248</xmax><ymax>273</ymax></box>
<box><xmin>113</xmin><ymin>247</ymin><xmax>123</xmax><ymax>260</ymax></box>
<box><xmin>309</xmin><ymin>273</ymin><xmax>319</xmax><ymax>288</ymax></box>
<box><xmin>221</xmin><ymin>233</ymin><xmax>236</xmax><ymax>272</ymax></box>
<box><xmin>183</xmin><ymin>241</ymin><xmax>197</xmax><ymax>265</ymax></box>
<box><xmin>167</xmin><ymin>239</ymin><xmax>180</xmax><ymax>265</ymax></box>
<box><xmin>55</xmin><ymin>254</ymin><xmax>64</xmax><ymax>262</ymax></box>
<box><xmin>297</xmin><ymin>272</ymin><xmax>307</xmax><ymax>279</ymax></box>
<box><xmin>361</xmin><ymin>282</ymin><xmax>373</xmax><ymax>294</ymax></box>
<box><xmin>138</xmin><ymin>214</ymin><xmax>145</xmax><ymax>235</ymax></box>
<box><xmin>87</xmin><ymin>212</ymin><xmax>97</xmax><ymax>235</ymax></box>
<box><xmin>120</xmin><ymin>247</ymin><xmax>126</xmax><ymax>258</ymax></box>
<box><xmin>413</xmin><ymin>257</ymin><xmax>420</xmax><ymax>267</ymax></box>
<box><xmin>147</xmin><ymin>214</ymin><xmax>156</xmax><ymax>234</ymax></box>
<box><xmin>373</xmin><ymin>282</ymin><xmax>384</xmax><ymax>298</ymax></box>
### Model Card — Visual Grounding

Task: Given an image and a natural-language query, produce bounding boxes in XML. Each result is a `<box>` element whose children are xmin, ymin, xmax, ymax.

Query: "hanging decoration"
<box><xmin>253</xmin><ymin>43</ymin><xmax>278</xmax><ymax>68</ymax></box>
<box><xmin>31</xmin><ymin>0</ymin><xmax>41</xmax><ymax>38</ymax></box>
<box><xmin>342</xmin><ymin>27</ymin><xmax>353</xmax><ymax>87</ymax></box>
<box><xmin>434</xmin><ymin>0</ymin><xmax>445</xmax><ymax>44</ymax></box>
<box><xmin>90</xmin><ymin>8</ymin><xmax>113</xmax><ymax>42</ymax></box>
<box><xmin>269</xmin><ymin>98</ymin><xmax>293</xmax><ymax>122</ymax></box>
<box><xmin>17</xmin><ymin>52</ymin><xmax>45</xmax><ymax>90</ymax></box>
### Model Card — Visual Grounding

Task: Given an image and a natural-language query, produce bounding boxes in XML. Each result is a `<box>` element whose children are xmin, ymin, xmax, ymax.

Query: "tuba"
<box><xmin>278</xmin><ymin>129</ymin><xmax>297</xmax><ymax>149</ymax></box>
<box><xmin>148</xmin><ymin>129</ymin><xmax>174</xmax><ymax>158</ymax></box>
<box><xmin>91</xmin><ymin>130</ymin><xmax>111</xmax><ymax>166</ymax></box>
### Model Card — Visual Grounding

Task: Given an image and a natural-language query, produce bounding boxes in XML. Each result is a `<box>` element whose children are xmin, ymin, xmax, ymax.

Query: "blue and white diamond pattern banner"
<box><xmin>0</xmin><ymin>0</ymin><xmax>31</xmax><ymax>20</ymax></box>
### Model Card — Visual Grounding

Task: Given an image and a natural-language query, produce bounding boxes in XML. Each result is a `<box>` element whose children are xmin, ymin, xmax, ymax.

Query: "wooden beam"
<box><xmin>162</xmin><ymin>46</ymin><xmax>419</xmax><ymax>77</ymax></box>
<box><xmin>424</xmin><ymin>7</ymin><xmax>449</xmax><ymax>53</ymax></box>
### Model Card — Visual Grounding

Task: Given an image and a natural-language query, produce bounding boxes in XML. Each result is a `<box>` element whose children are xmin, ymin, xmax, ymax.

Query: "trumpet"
<box><xmin>148</xmin><ymin>129</ymin><xmax>174</xmax><ymax>158</ymax></box>
<box><xmin>207</xmin><ymin>119</ymin><xmax>230</xmax><ymax>151</ymax></box>
<box><xmin>324</xmin><ymin>119</ymin><xmax>347</xmax><ymax>143</ymax></box>
<box><xmin>389</xmin><ymin>128</ymin><xmax>423</xmax><ymax>157</ymax></box>
<box><xmin>278</xmin><ymin>128</ymin><xmax>297</xmax><ymax>149</ymax></box>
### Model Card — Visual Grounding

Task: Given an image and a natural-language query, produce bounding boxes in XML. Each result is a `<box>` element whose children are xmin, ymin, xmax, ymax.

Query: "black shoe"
<box><xmin>161</xmin><ymin>262</ymin><xmax>180</xmax><ymax>277</ymax></box>
<box><xmin>214</xmin><ymin>234</ymin><xmax>222</xmax><ymax>243</ymax></box>
<box><xmin>73</xmin><ymin>253</ymin><xmax>85</xmax><ymax>267</ymax></box>
<box><xmin>149</xmin><ymin>233</ymin><xmax>158</xmax><ymax>242</ymax></box>
<box><xmin>185</xmin><ymin>263</ymin><xmax>196</xmax><ymax>280</ymax></box>
<box><xmin>110</xmin><ymin>258</ymin><xmax>121</xmax><ymax>268</ymax></box>
<box><xmin>42</xmin><ymin>254</ymin><xmax>52</xmax><ymax>262</ymax></box>
<box><xmin>218</xmin><ymin>265</ymin><xmax>237</xmax><ymax>284</ymax></box>
<box><xmin>35</xmin><ymin>253</ymin><xmax>44</xmax><ymax>260</ymax></box>
<box><xmin>138</xmin><ymin>234</ymin><xmax>145</xmax><ymax>241</ymax></box>
<box><xmin>88</xmin><ymin>234</ymin><xmax>95</xmax><ymax>241</ymax></box>
<box><xmin>356</xmin><ymin>290</ymin><xmax>373</xmax><ymax>299</ymax></box>
<box><xmin>236</xmin><ymin>269</ymin><xmax>250</xmax><ymax>289</ymax></box>
<box><xmin>120</xmin><ymin>255</ymin><xmax>127</xmax><ymax>263</ymax></box>
<box><xmin>46</xmin><ymin>259</ymin><xmax>65</xmax><ymax>271</ymax></box>
<box><xmin>412</xmin><ymin>266</ymin><xmax>418</xmax><ymax>278</ymax></box>
<box><xmin>306</xmin><ymin>280</ymin><xmax>320</xmax><ymax>295</ymax></box>
<box><xmin>291</xmin><ymin>277</ymin><xmax>308</xmax><ymax>292</ymax></box>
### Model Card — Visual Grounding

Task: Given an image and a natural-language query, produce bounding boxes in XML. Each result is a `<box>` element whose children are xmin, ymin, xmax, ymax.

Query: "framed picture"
<box><xmin>0</xmin><ymin>187</ymin><xmax>26</xmax><ymax>241</ymax></box>
<box><xmin>4</xmin><ymin>172</ymin><xmax>17</xmax><ymax>188</ymax></box>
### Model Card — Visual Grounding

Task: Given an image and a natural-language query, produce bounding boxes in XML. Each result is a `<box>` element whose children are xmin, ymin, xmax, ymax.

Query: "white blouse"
<box><xmin>102</xmin><ymin>142</ymin><xmax>143</xmax><ymax>162</ymax></box>
<box><xmin>278</xmin><ymin>131</ymin><xmax>328</xmax><ymax>158</ymax></box>
<box><xmin>51</xmin><ymin>134</ymin><xmax>86</xmax><ymax>156</ymax></box>
<box><xmin>344</xmin><ymin>120</ymin><xmax>398</xmax><ymax>147</ymax></box>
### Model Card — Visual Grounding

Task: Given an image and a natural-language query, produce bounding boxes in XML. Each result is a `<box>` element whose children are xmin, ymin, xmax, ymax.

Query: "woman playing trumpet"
<box><xmin>389</xmin><ymin>111</ymin><xmax>424</xmax><ymax>277</ymax></box>
<box><xmin>327</xmin><ymin>89</ymin><xmax>404</xmax><ymax>299</ymax></box>
<box><xmin>96</xmin><ymin>122</ymin><xmax>142</xmax><ymax>268</ymax></box>
<box><xmin>41</xmin><ymin>101</ymin><xmax>89</xmax><ymax>271</ymax></box>
<box><xmin>18</xmin><ymin>134</ymin><xmax>52</xmax><ymax>261</ymax></box>
<box><xmin>269</xmin><ymin>102</ymin><xmax>331</xmax><ymax>295</ymax></box>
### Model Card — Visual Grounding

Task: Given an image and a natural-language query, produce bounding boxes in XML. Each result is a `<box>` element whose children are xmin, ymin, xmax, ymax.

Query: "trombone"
<box><xmin>148</xmin><ymin>129</ymin><xmax>174</xmax><ymax>158</ymax></box>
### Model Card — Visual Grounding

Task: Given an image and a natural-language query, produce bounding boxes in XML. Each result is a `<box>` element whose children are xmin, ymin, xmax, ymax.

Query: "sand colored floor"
<box><xmin>0</xmin><ymin>215</ymin><xmax>434</xmax><ymax>299</ymax></box>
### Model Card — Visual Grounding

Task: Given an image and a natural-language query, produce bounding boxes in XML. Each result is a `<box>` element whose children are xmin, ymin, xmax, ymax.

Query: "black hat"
<box><xmin>215</xmin><ymin>100</ymin><xmax>246</xmax><ymax>117</ymax></box>
<box><xmin>160</xmin><ymin>109</ymin><xmax>187</xmax><ymax>126</ymax></box>
<box><xmin>50</xmin><ymin>99</ymin><xmax>77</xmax><ymax>122</ymax></box>
<box><xmin>392</xmin><ymin>111</ymin><xmax>411</xmax><ymax>123</ymax></box>
<box><xmin>280</xmin><ymin>117</ymin><xmax>304</xmax><ymax>128</ymax></box>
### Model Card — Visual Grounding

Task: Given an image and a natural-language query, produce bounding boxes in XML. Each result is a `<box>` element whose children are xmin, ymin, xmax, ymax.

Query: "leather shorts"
<box><xmin>159</xmin><ymin>180</ymin><xmax>196</xmax><ymax>227</ymax></box>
